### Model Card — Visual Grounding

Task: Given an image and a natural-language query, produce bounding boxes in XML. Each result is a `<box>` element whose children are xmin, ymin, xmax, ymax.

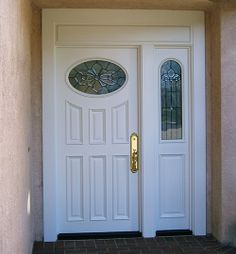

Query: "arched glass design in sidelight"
<box><xmin>161</xmin><ymin>60</ymin><xmax>182</xmax><ymax>140</ymax></box>
<box><xmin>68</xmin><ymin>60</ymin><xmax>127</xmax><ymax>95</ymax></box>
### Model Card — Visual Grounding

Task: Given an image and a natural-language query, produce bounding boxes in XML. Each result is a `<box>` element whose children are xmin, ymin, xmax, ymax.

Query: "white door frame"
<box><xmin>43</xmin><ymin>9</ymin><xmax>206</xmax><ymax>241</ymax></box>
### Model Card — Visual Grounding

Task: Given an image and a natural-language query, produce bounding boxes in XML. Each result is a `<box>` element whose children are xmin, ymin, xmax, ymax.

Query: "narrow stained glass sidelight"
<box><xmin>161</xmin><ymin>60</ymin><xmax>182</xmax><ymax>140</ymax></box>
<box><xmin>68</xmin><ymin>60</ymin><xmax>127</xmax><ymax>95</ymax></box>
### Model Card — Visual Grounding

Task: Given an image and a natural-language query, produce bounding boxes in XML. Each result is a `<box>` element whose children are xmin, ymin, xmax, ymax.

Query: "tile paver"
<box><xmin>32</xmin><ymin>235</ymin><xmax>236</xmax><ymax>254</ymax></box>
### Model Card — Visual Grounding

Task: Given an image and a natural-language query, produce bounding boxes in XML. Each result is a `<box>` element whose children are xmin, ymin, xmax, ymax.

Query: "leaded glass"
<box><xmin>68</xmin><ymin>60</ymin><xmax>127</xmax><ymax>95</ymax></box>
<box><xmin>161</xmin><ymin>60</ymin><xmax>182</xmax><ymax>140</ymax></box>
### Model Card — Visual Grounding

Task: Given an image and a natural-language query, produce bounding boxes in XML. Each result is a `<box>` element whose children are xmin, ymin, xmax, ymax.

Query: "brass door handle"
<box><xmin>130</xmin><ymin>133</ymin><xmax>139</xmax><ymax>173</ymax></box>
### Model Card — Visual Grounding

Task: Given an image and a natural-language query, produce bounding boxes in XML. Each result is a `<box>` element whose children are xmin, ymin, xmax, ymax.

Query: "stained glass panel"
<box><xmin>68</xmin><ymin>60</ymin><xmax>127</xmax><ymax>95</ymax></box>
<box><xmin>161</xmin><ymin>60</ymin><xmax>182</xmax><ymax>140</ymax></box>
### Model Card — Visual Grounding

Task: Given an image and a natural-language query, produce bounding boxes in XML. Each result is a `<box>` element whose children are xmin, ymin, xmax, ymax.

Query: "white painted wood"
<box><xmin>56</xmin><ymin>25</ymin><xmax>191</xmax><ymax>44</ymax></box>
<box><xmin>66</xmin><ymin>156</ymin><xmax>84</xmax><ymax>221</ymax></box>
<box><xmin>155</xmin><ymin>47</ymin><xmax>190</xmax><ymax>230</ymax></box>
<box><xmin>112</xmin><ymin>102</ymin><xmax>129</xmax><ymax>144</ymax></box>
<box><xmin>112</xmin><ymin>155</ymin><xmax>130</xmax><ymax>220</ymax></box>
<box><xmin>159</xmin><ymin>155</ymin><xmax>185</xmax><ymax>218</ymax></box>
<box><xmin>140</xmin><ymin>44</ymin><xmax>157</xmax><ymax>237</ymax></box>
<box><xmin>43</xmin><ymin>9</ymin><xmax>206</xmax><ymax>241</ymax></box>
<box><xmin>66</xmin><ymin>102</ymin><xmax>83</xmax><ymax>144</ymax></box>
<box><xmin>89</xmin><ymin>109</ymin><xmax>106</xmax><ymax>145</ymax></box>
<box><xmin>90</xmin><ymin>156</ymin><xmax>107</xmax><ymax>221</ymax></box>
<box><xmin>159</xmin><ymin>155</ymin><xmax>186</xmax><ymax>228</ymax></box>
<box><xmin>191</xmin><ymin>16</ymin><xmax>206</xmax><ymax>235</ymax></box>
<box><xmin>56</xmin><ymin>47</ymin><xmax>138</xmax><ymax>233</ymax></box>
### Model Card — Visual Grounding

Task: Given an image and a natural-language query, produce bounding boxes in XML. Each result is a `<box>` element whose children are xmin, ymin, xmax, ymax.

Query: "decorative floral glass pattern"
<box><xmin>68</xmin><ymin>60</ymin><xmax>127</xmax><ymax>95</ymax></box>
<box><xmin>161</xmin><ymin>60</ymin><xmax>182</xmax><ymax>140</ymax></box>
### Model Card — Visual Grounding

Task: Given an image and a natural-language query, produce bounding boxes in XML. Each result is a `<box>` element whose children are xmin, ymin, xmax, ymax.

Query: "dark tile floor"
<box><xmin>33</xmin><ymin>235</ymin><xmax>236</xmax><ymax>254</ymax></box>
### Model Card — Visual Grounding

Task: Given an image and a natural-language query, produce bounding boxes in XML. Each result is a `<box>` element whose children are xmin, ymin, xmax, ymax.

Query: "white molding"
<box><xmin>140</xmin><ymin>44</ymin><xmax>157</xmax><ymax>237</ymax></box>
<box><xmin>42</xmin><ymin>9</ymin><xmax>206</xmax><ymax>240</ymax></box>
<box><xmin>191</xmin><ymin>15</ymin><xmax>206</xmax><ymax>235</ymax></box>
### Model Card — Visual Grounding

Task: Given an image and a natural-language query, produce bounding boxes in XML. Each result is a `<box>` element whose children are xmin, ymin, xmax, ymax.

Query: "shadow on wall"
<box><xmin>227</xmin><ymin>222</ymin><xmax>236</xmax><ymax>246</ymax></box>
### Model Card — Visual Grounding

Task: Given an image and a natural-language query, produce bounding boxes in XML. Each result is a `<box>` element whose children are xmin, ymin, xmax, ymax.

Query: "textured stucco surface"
<box><xmin>221</xmin><ymin>8</ymin><xmax>236</xmax><ymax>246</ymax></box>
<box><xmin>205</xmin><ymin>11</ymin><xmax>212</xmax><ymax>235</ymax></box>
<box><xmin>31</xmin><ymin>5</ymin><xmax>43</xmax><ymax>241</ymax></box>
<box><xmin>0</xmin><ymin>0</ymin><xmax>33</xmax><ymax>253</ymax></box>
<box><xmin>206</xmin><ymin>6</ymin><xmax>222</xmax><ymax>240</ymax></box>
<box><xmin>205</xmin><ymin>4</ymin><xmax>236</xmax><ymax>246</ymax></box>
<box><xmin>32</xmin><ymin>0</ymin><xmax>214</xmax><ymax>10</ymax></box>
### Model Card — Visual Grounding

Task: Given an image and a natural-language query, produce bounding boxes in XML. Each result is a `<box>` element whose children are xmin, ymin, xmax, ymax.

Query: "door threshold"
<box><xmin>58</xmin><ymin>231</ymin><xmax>142</xmax><ymax>240</ymax></box>
<box><xmin>156</xmin><ymin>230</ymin><xmax>192</xmax><ymax>236</ymax></box>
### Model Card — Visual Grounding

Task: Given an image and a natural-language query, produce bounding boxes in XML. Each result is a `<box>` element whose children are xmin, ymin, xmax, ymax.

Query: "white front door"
<box><xmin>56</xmin><ymin>47</ymin><xmax>139</xmax><ymax>233</ymax></box>
<box><xmin>43</xmin><ymin>9</ymin><xmax>206</xmax><ymax>241</ymax></box>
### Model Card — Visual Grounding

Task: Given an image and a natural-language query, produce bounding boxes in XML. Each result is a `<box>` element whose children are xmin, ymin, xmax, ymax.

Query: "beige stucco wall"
<box><xmin>205</xmin><ymin>4</ymin><xmax>236</xmax><ymax>246</ymax></box>
<box><xmin>206</xmin><ymin>5</ymin><xmax>222</xmax><ymax>240</ymax></box>
<box><xmin>0</xmin><ymin>0</ymin><xmax>33</xmax><ymax>253</ymax></box>
<box><xmin>32</xmin><ymin>0</ymin><xmax>214</xmax><ymax>10</ymax></box>
<box><xmin>31</xmin><ymin>5</ymin><xmax>43</xmax><ymax>241</ymax></box>
<box><xmin>221</xmin><ymin>8</ymin><xmax>236</xmax><ymax>245</ymax></box>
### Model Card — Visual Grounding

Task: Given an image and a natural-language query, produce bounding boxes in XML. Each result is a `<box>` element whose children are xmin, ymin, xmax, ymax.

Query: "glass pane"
<box><xmin>68</xmin><ymin>60</ymin><xmax>127</xmax><ymax>95</ymax></box>
<box><xmin>161</xmin><ymin>60</ymin><xmax>182</xmax><ymax>140</ymax></box>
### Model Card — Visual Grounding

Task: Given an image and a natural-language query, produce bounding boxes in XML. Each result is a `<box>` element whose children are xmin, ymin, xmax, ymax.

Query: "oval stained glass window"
<box><xmin>67</xmin><ymin>60</ymin><xmax>127</xmax><ymax>96</ymax></box>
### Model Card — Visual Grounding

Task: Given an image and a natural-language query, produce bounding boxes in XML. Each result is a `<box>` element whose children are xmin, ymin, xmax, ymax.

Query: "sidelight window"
<box><xmin>160</xmin><ymin>60</ymin><xmax>182</xmax><ymax>140</ymax></box>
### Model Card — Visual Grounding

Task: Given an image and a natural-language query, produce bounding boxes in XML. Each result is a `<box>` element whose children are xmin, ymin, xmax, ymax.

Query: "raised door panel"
<box><xmin>112</xmin><ymin>155</ymin><xmax>130</xmax><ymax>220</ymax></box>
<box><xmin>66</xmin><ymin>156</ymin><xmax>84</xmax><ymax>221</ymax></box>
<box><xmin>159</xmin><ymin>155</ymin><xmax>185</xmax><ymax>218</ymax></box>
<box><xmin>66</xmin><ymin>102</ymin><xmax>83</xmax><ymax>144</ymax></box>
<box><xmin>89</xmin><ymin>109</ymin><xmax>106</xmax><ymax>145</ymax></box>
<box><xmin>112</xmin><ymin>102</ymin><xmax>129</xmax><ymax>144</ymax></box>
<box><xmin>90</xmin><ymin>156</ymin><xmax>107</xmax><ymax>221</ymax></box>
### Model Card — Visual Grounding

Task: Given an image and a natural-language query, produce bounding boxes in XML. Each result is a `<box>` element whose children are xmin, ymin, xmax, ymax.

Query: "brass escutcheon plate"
<box><xmin>130</xmin><ymin>133</ymin><xmax>139</xmax><ymax>173</ymax></box>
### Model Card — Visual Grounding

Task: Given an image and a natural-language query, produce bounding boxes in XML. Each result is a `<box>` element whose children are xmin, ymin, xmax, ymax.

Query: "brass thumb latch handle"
<box><xmin>130</xmin><ymin>133</ymin><xmax>139</xmax><ymax>173</ymax></box>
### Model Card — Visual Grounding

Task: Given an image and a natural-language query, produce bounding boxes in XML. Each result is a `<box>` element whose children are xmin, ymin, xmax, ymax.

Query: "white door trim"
<box><xmin>43</xmin><ymin>9</ymin><xmax>206</xmax><ymax>241</ymax></box>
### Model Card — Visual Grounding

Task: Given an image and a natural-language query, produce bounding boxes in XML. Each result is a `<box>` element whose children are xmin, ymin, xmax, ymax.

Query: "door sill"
<box><xmin>58</xmin><ymin>231</ymin><xmax>142</xmax><ymax>240</ymax></box>
<box><xmin>156</xmin><ymin>230</ymin><xmax>192</xmax><ymax>236</ymax></box>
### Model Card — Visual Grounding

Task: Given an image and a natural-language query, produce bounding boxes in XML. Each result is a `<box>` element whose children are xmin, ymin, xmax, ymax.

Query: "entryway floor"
<box><xmin>32</xmin><ymin>235</ymin><xmax>236</xmax><ymax>254</ymax></box>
